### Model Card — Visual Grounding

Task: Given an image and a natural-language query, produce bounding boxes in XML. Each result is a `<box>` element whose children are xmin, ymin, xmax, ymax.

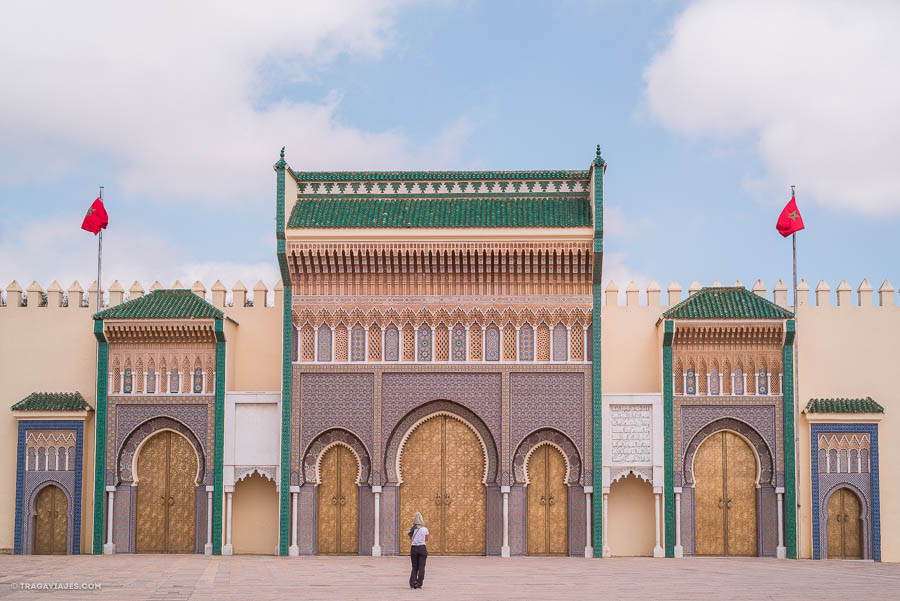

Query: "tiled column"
<box><xmin>674</xmin><ymin>487</ymin><xmax>684</xmax><ymax>557</ymax></box>
<box><xmin>223</xmin><ymin>488</ymin><xmax>234</xmax><ymax>556</ymax></box>
<box><xmin>205</xmin><ymin>486</ymin><xmax>213</xmax><ymax>554</ymax></box>
<box><xmin>289</xmin><ymin>489</ymin><xmax>300</xmax><ymax>556</ymax></box>
<box><xmin>584</xmin><ymin>487</ymin><xmax>593</xmax><ymax>557</ymax></box>
<box><xmin>501</xmin><ymin>486</ymin><xmax>510</xmax><ymax>558</ymax></box>
<box><xmin>653</xmin><ymin>489</ymin><xmax>664</xmax><ymax>557</ymax></box>
<box><xmin>776</xmin><ymin>487</ymin><xmax>786</xmax><ymax>559</ymax></box>
<box><xmin>372</xmin><ymin>486</ymin><xmax>382</xmax><ymax>557</ymax></box>
<box><xmin>103</xmin><ymin>487</ymin><xmax>116</xmax><ymax>554</ymax></box>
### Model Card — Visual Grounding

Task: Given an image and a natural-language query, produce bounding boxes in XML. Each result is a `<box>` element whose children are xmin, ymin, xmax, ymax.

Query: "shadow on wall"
<box><xmin>607</xmin><ymin>474</ymin><xmax>656</xmax><ymax>557</ymax></box>
<box><xmin>233</xmin><ymin>473</ymin><xmax>279</xmax><ymax>555</ymax></box>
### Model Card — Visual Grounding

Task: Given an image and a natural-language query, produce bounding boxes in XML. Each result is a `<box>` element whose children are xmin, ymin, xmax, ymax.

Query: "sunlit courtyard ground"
<box><xmin>1</xmin><ymin>554</ymin><xmax>898</xmax><ymax>601</ymax></box>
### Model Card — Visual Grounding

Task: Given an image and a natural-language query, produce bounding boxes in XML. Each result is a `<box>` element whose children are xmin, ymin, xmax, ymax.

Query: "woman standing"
<box><xmin>408</xmin><ymin>512</ymin><xmax>429</xmax><ymax>589</ymax></box>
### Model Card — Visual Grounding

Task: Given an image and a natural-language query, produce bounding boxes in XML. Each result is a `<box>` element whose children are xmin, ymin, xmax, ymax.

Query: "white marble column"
<box><xmin>584</xmin><ymin>486</ymin><xmax>593</xmax><ymax>557</ymax></box>
<box><xmin>205</xmin><ymin>486</ymin><xmax>213</xmax><ymax>555</ymax></box>
<box><xmin>223</xmin><ymin>489</ymin><xmax>234</xmax><ymax>555</ymax></box>
<box><xmin>674</xmin><ymin>487</ymin><xmax>684</xmax><ymax>557</ymax></box>
<box><xmin>290</xmin><ymin>488</ymin><xmax>300</xmax><ymax>556</ymax></box>
<box><xmin>653</xmin><ymin>490</ymin><xmax>664</xmax><ymax>557</ymax></box>
<box><xmin>372</xmin><ymin>486</ymin><xmax>382</xmax><ymax>557</ymax></box>
<box><xmin>776</xmin><ymin>487</ymin><xmax>786</xmax><ymax>559</ymax></box>
<box><xmin>103</xmin><ymin>487</ymin><xmax>116</xmax><ymax>554</ymax></box>
<box><xmin>601</xmin><ymin>490</ymin><xmax>610</xmax><ymax>557</ymax></box>
<box><xmin>501</xmin><ymin>486</ymin><xmax>510</xmax><ymax>557</ymax></box>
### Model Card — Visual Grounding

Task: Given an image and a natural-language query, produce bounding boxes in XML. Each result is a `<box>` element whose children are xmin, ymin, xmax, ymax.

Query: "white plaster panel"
<box><xmin>224</xmin><ymin>392</ymin><xmax>281</xmax><ymax>485</ymax></box>
<box><xmin>602</xmin><ymin>393</ymin><xmax>664</xmax><ymax>490</ymax></box>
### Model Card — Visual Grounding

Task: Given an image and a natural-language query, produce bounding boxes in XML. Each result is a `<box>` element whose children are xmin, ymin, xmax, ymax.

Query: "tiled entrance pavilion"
<box><xmin>2</xmin><ymin>555</ymin><xmax>898</xmax><ymax>601</ymax></box>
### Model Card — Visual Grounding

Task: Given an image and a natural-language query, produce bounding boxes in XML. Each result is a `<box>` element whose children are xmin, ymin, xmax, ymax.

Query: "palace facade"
<box><xmin>1</xmin><ymin>148</ymin><xmax>896</xmax><ymax>561</ymax></box>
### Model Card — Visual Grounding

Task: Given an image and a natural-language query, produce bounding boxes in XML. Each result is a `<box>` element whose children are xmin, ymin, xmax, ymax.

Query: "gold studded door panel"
<box><xmin>442</xmin><ymin>416</ymin><xmax>485</xmax><ymax>555</ymax></box>
<box><xmin>136</xmin><ymin>431</ymin><xmax>197</xmax><ymax>553</ymax></box>
<box><xmin>841</xmin><ymin>489</ymin><xmax>863</xmax><ymax>559</ymax></box>
<box><xmin>317</xmin><ymin>446</ymin><xmax>340</xmax><ymax>554</ymax></box>
<box><xmin>826</xmin><ymin>489</ymin><xmax>843</xmax><ymax>558</ymax></box>
<box><xmin>724</xmin><ymin>432</ymin><xmax>757</xmax><ymax>556</ymax></box>
<box><xmin>547</xmin><ymin>446</ymin><xmax>568</xmax><ymax>555</ymax></box>
<box><xmin>34</xmin><ymin>485</ymin><xmax>67</xmax><ymax>555</ymax></box>
<box><xmin>166</xmin><ymin>432</ymin><xmax>197</xmax><ymax>553</ymax></box>
<box><xmin>136</xmin><ymin>432</ymin><xmax>169</xmax><ymax>553</ymax></box>
<box><xmin>526</xmin><ymin>445</ymin><xmax>548</xmax><ymax>555</ymax></box>
<box><xmin>338</xmin><ymin>446</ymin><xmax>359</xmax><ymax>554</ymax></box>
<box><xmin>400</xmin><ymin>417</ymin><xmax>443</xmax><ymax>555</ymax></box>
<box><xmin>694</xmin><ymin>432</ymin><xmax>726</xmax><ymax>556</ymax></box>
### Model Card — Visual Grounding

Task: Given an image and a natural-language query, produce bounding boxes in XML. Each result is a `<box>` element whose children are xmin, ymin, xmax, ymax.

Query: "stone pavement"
<box><xmin>1</xmin><ymin>555</ymin><xmax>898</xmax><ymax>601</ymax></box>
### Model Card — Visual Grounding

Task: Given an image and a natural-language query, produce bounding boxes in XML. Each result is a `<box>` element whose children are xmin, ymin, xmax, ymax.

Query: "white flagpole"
<box><xmin>97</xmin><ymin>186</ymin><xmax>103</xmax><ymax>310</ymax></box>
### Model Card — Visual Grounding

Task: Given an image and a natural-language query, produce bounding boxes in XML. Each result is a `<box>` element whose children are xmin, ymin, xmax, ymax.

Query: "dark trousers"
<box><xmin>409</xmin><ymin>545</ymin><xmax>427</xmax><ymax>588</ymax></box>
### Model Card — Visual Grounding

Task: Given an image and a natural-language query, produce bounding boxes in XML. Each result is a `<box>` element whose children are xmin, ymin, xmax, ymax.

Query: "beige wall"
<box><xmin>607</xmin><ymin>474</ymin><xmax>657</xmax><ymax>556</ymax></box>
<box><xmin>231</xmin><ymin>473</ymin><xmax>279</xmax><ymax>554</ymax></box>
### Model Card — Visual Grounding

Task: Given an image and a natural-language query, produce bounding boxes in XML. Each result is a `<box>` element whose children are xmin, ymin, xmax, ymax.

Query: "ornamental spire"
<box><xmin>275</xmin><ymin>146</ymin><xmax>287</xmax><ymax>169</ymax></box>
<box><xmin>594</xmin><ymin>144</ymin><xmax>605</xmax><ymax>167</ymax></box>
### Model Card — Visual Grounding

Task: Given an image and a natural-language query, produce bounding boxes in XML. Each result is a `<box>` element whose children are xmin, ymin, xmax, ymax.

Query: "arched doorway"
<box><xmin>607</xmin><ymin>474</ymin><xmax>656</xmax><ymax>556</ymax></box>
<box><xmin>827</xmin><ymin>488</ymin><xmax>863</xmax><ymax>559</ymax></box>
<box><xmin>232</xmin><ymin>473</ymin><xmax>278</xmax><ymax>555</ymax></box>
<box><xmin>694</xmin><ymin>430</ymin><xmax>758</xmax><ymax>556</ymax></box>
<box><xmin>135</xmin><ymin>430</ymin><xmax>198</xmax><ymax>553</ymax></box>
<box><xmin>317</xmin><ymin>444</ymin><xmax>359</xmax><ymax>555</ymax></box>
<box><xmin>526</xmin><ymin>444</ymin><xmax>567</xmax><ymax>556</ymax></box>
<box><xmin>399</xmin><ymin>414</ymin><xmax>485</xmax><ymax>555</ymax></box>
<box><xmin>33</xmin><ymin>485</ymin><xmax>67</xmax><ymax>555</ymax></box>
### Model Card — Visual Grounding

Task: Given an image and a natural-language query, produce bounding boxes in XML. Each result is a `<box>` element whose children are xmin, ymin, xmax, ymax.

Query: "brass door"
<box><xmin>694</xmin><ymin>431</ymin><xmax>757</xmax><ymax>556</ymax></box>
<box><xmin>827</xmin><ymin>488</ymin><xmax>863</xmax><ymax>559</ymax></box>
<box><xmin>34</xmin><ymin>485</ymin><xmax>67</xmax><ymax>554</ymax></box>
<box><xmin>400</xmin><ymin>415</ymin><xmax>485</xmax><ymax>555</ymax></box>
<box><xmin>526</xmin><ymin>445</ymin><xmax>568</xmax><ymax>555</ymax></box>
<box><xmin>317</xmin><ymin>445</ymin><xmax>359</xmax><ymax>555</ymax></box>
<box><xmin>135</xmin><ymin>431</ymin><xmax>197</xmax><ymax>553</ymax></box>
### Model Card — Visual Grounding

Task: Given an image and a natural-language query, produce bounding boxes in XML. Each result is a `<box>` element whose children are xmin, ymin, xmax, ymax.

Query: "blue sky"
<box><xmin>1</xmin><ymin>1</ymin><xmax>898</xmax><ymax>303</ymax></box>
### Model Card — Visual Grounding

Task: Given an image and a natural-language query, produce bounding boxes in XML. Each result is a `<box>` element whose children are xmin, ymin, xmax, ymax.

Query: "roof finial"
<box><xmin>594</xmin><ymin>144</ymin><xmax>605</xmax><ymax>166</ymax></box>
<box><xmin>275</xmin><ymin>146</ymin><xmax>287</xmax><ymax>169</ymax></box>
<box><xmin>280</xmin><ymin>146</ymin><xmax>285</xmax><ymax>160</ymax></box>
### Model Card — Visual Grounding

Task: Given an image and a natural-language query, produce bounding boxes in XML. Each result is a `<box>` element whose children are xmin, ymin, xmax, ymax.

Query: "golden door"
<box><xmin>317</xmin><ymin>445</ymin><xmax>359</xmax><ymax>555</ymax></box>
<box><xmin>694</xmin><ymin>431</ymin><xmax>757</xmax><ymax>556</ymax></box>
<box><xmin>135</xmin><ymin>431</ymin><xmax>197</xmax><ymax>553</ymax></box>
<box><xmin>827</xmin><ymin>488</ymin><xmax>863</xmax><ymax>559</ymax></box>
<box><xmin>400</xmin><ymin>415</ymin><xmax>485</xmax><ymax>555</ymax></box>
<box><xmin>33</xmin><ymin>485</ymin><xmax>67</xmax><ymax>554</ymax></box>
<box><xmin>526</xmin><ymin>445</ymin><xmax>568</xmax><ymax>556</ymax></box>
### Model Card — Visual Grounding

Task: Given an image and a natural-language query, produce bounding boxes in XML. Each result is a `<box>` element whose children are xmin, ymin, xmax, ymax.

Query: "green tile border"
<box><xmin>91</xmin><ymin>319</ymin><xmax>108</xmax><ymax>554</ymax></box>
<box><xmin>212</xmin><ymin>318</ymin><xmax>225</xmax><ymax>555</ymax></box>
<box><xmin>663</xmin><ymin>320</ymin><xmax>674</xmax><ymax>557</ymax></box>
<box><xmin>591</xmin><ymin>147</ymin><xmax>604</xmax><ymax>557</ymax></box>
<box><xmin>276</xmin><ymin>149</ymin><xmax>292</xmax><ymax>556</ymax></box>
<box><xmin>782</xmin><ymin>319</ymin><xmax>797</xmax><ymax>558</ymax></box>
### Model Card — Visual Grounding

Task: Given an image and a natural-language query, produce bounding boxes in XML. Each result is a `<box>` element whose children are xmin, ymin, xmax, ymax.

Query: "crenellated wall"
<box><xmin>2</xmin><ymin>276</ymin><xmax>898</xmax><ymax>559</ymax></box>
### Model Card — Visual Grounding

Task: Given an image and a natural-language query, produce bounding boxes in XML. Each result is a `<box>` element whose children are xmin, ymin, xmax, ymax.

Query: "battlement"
<box><xmin>601</xmin><ymin>278</ymin><xmax>898</xmax><ymax>309</ymax></box>
<box><xmin>2</xmin><ymin>278</ymin><xmax>897</xmax><ymax>312</ymax></box>
<box><xmin>0</xmin><ymin>279</ymin><xmax>283</xmax><ymax>312</ymax></box>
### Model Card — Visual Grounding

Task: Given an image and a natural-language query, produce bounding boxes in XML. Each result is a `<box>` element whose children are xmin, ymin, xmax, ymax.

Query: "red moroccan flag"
<box><xmin>776</xmin><ymin>194</ymin><xmax>804</xmax><ymax>237</ymax></box>
<box><xmin>80</xmin><ymin>197</ymin><xmax>108</xmax><ymax>235</ymax></box>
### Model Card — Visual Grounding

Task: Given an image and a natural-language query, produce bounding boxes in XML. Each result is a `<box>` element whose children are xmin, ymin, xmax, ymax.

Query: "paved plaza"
<box><xmin>0</xmin><ymin>555</ymin><xmax>898</xmax><ymax>601</ymax></box>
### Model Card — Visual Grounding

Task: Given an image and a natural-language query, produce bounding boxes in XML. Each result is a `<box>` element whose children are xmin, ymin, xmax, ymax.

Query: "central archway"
<box><xmin>398</xmin><ymin>412</ymin><xmax>487</xmax><ymax>556</ymax></box>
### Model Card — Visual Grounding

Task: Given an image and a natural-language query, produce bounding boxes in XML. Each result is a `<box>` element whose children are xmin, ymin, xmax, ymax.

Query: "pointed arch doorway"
<box><xmin>827</xmin><ymin>488</ymin><xmax>863</xmax><ymax>559</ymax></box>
<box><xmin>135</xmin><ymin>430</ymin><xmax>198</xmax><ymax>553</ymax></box>
<box><xmin>33</xmin><ymin>485</ymin><xmax>68</xmax><ymax>555</ymax></box>
<box><xmin>399</xmin><ymin>414</ymin><xmax>486</xmax><ymax>555</ymax></box>
<box><xmin>526</xmin><ymin>444</ymin><xmax>568</xmax><ymax>556</ymax></box>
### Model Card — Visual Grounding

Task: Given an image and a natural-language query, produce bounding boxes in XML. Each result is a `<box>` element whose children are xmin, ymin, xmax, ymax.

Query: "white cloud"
<box><xmin>644</xmin><ymin>0</ymin><xmax>900</xmax><ymax>215</ymax></box>
<box><xmin>0</xmin><ymin>214</ymin><xmax>281</xmax><ymax>303</ymax></box>
<box><xmin>0</xmin><ymin>1</ymin><xmax>468</xmax><ymax>204</ymax></box>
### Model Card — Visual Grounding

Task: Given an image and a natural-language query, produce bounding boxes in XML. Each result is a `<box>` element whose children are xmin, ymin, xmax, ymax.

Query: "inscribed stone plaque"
<box><xmin>610</xmin><ymin>404</ymin><xmax>652</xmax><ymax>464</ymax></box>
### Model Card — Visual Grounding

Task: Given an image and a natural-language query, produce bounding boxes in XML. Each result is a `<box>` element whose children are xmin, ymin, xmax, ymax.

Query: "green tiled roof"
<box><xmin>294</xmin><ymin>170</ymin><xmax>589</xmax><ymax>182</ymax></box>
<box><xmin>12</xmin><ymin>392</ymin><xmax>92</xmax><ymax>412</ymax></box>
<box><xmin>288</xmin><ymin>195</ymin><xmax>591</xmax><ymax>228</ymax></box>
<box><xmin>662</xmin><ymin>287</ymin><xmax>794</xmax><ymax>320</ymax></box>
<box><xmin>805</xmin><ymin>397</ymin><xmax>884</xmax><ymax>414</ymax></box>
<box><xmin>93</xmin><ymin>289</ymin><xmax>224</xmax><ymax>320</ymax></box>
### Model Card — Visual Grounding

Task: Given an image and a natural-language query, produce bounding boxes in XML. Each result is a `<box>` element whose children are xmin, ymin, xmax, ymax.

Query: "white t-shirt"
<box><xmin>411</xmin><ymin>526</ymin><xmax>429</xmax><ymax>546</ymax></box>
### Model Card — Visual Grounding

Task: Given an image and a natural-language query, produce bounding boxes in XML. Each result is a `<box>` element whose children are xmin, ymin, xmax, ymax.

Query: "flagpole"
<box><xmin>97</xmin><ymin>186</ymin><xmax>103</xmax><ymax>310</ymax></box>
<box><xmin>791</xmin><ymin>185</ymin><xmax>800</xmax><ymax>557</ymax></box>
